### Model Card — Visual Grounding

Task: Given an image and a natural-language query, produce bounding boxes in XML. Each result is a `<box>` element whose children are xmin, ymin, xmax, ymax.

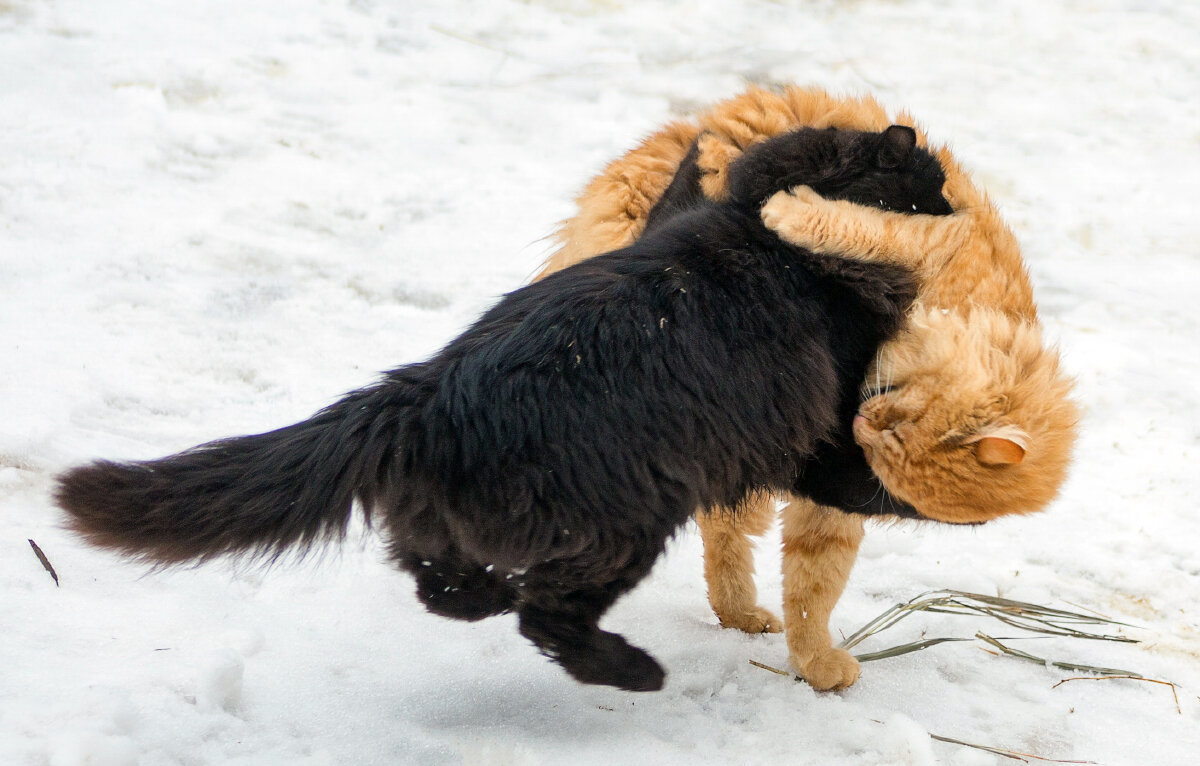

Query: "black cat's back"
<box><xmin>418</xmin><ymin>201</ymin><xmax>915</xmax><ymax>522</ymax></box>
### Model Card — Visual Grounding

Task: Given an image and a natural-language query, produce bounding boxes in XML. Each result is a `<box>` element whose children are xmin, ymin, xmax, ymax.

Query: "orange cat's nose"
<box><xmin>852</xmin><ymin>415</ymin><xmax>873</xmax><ymax>455</ymax></box>
<box><xmin>852</xmin><ymin>415</ymin><xmax>874</xmax><ymax>462</ymax></box>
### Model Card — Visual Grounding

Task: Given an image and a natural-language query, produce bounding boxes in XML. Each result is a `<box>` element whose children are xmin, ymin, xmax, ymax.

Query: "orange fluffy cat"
<box><xmin>535</xmin><ymin>85</ymin><xmax>1078</xmax><ymax>690</ymax></box>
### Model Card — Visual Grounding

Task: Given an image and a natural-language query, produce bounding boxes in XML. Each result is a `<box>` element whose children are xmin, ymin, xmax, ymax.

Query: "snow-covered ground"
<box><xmin>3</xmin><ymin>1</ymin><xmax>1199</xmax><ymax>764</ymax></box>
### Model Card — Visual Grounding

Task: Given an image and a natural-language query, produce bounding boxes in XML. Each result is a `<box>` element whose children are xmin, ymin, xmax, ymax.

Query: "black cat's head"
<box><xmin>727</xmin><ymin>125</ymin><xmax>953</xmax><ymax>216</ymax></box>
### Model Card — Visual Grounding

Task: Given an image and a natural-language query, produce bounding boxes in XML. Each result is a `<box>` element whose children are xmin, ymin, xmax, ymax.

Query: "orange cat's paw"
<box><xmin>760</xmin><ymin>187</ymin><xmax>826</xmax><ymax>244</ymax></box>
<box><xmin>760</xmin><ymin>191</ymin><xmax>786</xmax><ymax>226</ymax></box>
<box><xmin>716</xmin><ymin>606</ymin><xmax>783</xmax><ymax>634</ymax></box>
<box><xmin>780</xmin><ymin>184</ymin><xmax>826</xmax><ymax>206</ymax></box>
<box><xmin>791</xmin><ymin>647</ymin><xmax>861</xmax><ymax>691</ymax></box>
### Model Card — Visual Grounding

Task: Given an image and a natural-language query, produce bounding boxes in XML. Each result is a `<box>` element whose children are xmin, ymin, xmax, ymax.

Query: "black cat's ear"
<box><xmin>876</xmin><ymin>125</ymin><xmax>917</xmax><ymax>170</ymax></box>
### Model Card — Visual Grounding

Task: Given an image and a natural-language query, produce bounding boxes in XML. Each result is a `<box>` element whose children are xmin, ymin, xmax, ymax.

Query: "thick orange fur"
<box><xmin>779</xmin><ymin>496</ymin><xmax>865</xmax><ymax>690</ymax></box>
<box><xmin>760</xmin><ymin>171</ymin><xmax>1038</xmax><ymax>319</ymax></box>
<box><xmin>536</xmin><ymin>85</ymin><xmax>1076</xmax><ymax>689</ymax></box>
<box><xmin>694</xmin><ymin>492</ymin><xmax>781</xmax><ymax>634</ymax></box>
<box><xmin>760</xmin><ymin>179</ymin><xmax>1076</xmax><ymax>524</ymax></box>
<box><xmin>850</xmin><ymin>305</ymin><xmax>1077</xmax><ymax>524</ymax></box>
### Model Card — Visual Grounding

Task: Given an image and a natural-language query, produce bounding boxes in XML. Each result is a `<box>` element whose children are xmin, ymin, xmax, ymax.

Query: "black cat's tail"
<box><xmin>55</xmin><ymin>376</ymin><xmax>416</xmax><ymax>566</ymax></box>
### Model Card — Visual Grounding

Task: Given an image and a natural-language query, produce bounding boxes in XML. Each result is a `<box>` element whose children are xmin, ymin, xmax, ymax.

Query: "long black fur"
<box><xmin>57</xmin><ymin>125</ymin><xmax>949</xmax><ymax>692</ymax></box>
<box><xmin>644</xmin><ymin>126</ymin><xmax>952</xmax><ymax>518</ymax></box>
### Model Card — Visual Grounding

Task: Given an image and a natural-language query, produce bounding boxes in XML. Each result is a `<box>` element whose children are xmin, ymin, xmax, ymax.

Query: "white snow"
<box><xmin>3</xmin><ymin>1</ymin><xmax>1200</xmax><ymax>764</ymax></box>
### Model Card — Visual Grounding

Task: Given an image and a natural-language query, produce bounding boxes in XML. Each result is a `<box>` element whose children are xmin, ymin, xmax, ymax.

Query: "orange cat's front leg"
<box><xmin>695</xmin><ymin>492</ymin><xmax>782</xmax><ymax>634</ymax></box>
<box><xmin>779</xmin><ymin>496</ymin><xmax>865</xmax><ymax>690</ymax></box>
<box><xmin>760</xmin><ymin>185</ymin><xmax>974</xmax><ymax>274</ymax></box>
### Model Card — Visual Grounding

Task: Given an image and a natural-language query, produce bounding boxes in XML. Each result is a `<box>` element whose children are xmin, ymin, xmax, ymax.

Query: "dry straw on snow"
<box><xmin>752</xmin><ymin>590</ymin><xmax>1179</xmax><ymax>764</ymax></box>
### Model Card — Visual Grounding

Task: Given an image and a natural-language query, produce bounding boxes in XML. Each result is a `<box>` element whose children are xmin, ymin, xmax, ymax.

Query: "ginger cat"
<box><xmin>536</xmin><ymin>85</ymin><xmax>1078</xmax><ymax>691</ymax></box>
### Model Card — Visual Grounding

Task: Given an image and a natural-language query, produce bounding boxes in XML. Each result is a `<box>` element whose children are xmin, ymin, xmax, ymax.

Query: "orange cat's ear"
<box><xmin>969</xmin><ymin>424</ymin><xmax>1030</xmax><ymax>466</ymax></box>
<box><xmin>976</xmin><ymin>437</ymin><xmax>1026</xmax><ymax>466</ymax></box>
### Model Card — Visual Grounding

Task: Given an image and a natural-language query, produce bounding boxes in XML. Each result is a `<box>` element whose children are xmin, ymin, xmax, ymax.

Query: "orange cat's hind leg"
<box><xmin>695</xmin><ymin>492</ymin><xmax>782</xmax><ymax>634</ymax></box>
<box><xmin>780</xmin><ymin>496</ymin><xmax>865</xmax><ymax>690</ymax></box>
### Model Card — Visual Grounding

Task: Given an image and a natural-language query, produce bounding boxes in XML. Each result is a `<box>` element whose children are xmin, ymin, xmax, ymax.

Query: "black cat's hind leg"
<box><xmin>404</xmin><ymin>553</ymin><xmax>516</xmax><ymax>622</ymax></box>
<box><xmin>517</xmin><ymin>558</ymin><xmax>665</xmax><ymax>692</ymax></box>
<box><xmin>519</xmin><ymin>598</ymin><xmax>665</xmax><ymax>692</ymax></box>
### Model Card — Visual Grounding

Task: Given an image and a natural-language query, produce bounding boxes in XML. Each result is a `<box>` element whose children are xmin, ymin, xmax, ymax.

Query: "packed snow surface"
<box><xmin>2</xmin><ymin>1</ymin><xmax>1199</xmax><ymax>764</ymax></box>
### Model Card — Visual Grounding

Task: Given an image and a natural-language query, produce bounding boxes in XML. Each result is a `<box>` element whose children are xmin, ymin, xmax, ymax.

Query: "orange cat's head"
<box><xmin>854</xmin><ymin>306</ymin><xmax>1078</xmax><ymax>524</ymax></box>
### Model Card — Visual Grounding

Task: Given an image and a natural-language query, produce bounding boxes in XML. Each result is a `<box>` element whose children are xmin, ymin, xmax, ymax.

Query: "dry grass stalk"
<box><xmin>862</xmin><ymin>716</ymin><xmax>1096</xmax><ymax>764</ymax></box>
<box><xmin>28</xmin><ymin>538</ymin><xmax>59</xmax><ymax>587</ymax></box>
<box><xmin>851</xmin><ymin>636</ymin><xmax>970</xmax><ymax>663</ymax></box>
<box><xmin>927</xmin><ymin>732</ymin><xmax>1097</xmax><ymax>764</ymax></box>
<box><xmin>1052</xmin><ymin>675</ymin><xmax>1182</xmax><ymax>714</ymax></box>
<box><xmin>840</xmin><ymin>590</ymin><xmax>1137</xmax><ymax>655</ymax></box>
<box><xmin>750</xmin><ymin>591</ymin><xmax>1164</xmax><ymax>762</ymax></box>
<box><xmin>974</xmin><ymin>632</ymin><xmax>1140</xmax><ymax>677</ymax></box>
<box><xmin>747</xmin><ymin>659</ymin><xmax>791</xmax><ymax>677</ymax></box>
<box><xmin>838</xmin><ymin>590</ymin><xmax>1140</xmax><ymax>668</ymax></box>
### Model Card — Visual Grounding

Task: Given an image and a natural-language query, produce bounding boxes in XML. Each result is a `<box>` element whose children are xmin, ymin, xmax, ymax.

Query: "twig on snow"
<box><xmin>747</xmin><ymin>659</ymin><xmax>792</xmax><ymax>677</ymax></box>
<box><xmin>1052</xmin><ymin>674</ymin><xmax>1182</xmax><ymax>715</ymax></box>
<box><xmin>927</xmin><ymin>732</ymin><xmax>1097</xmax><ymax>764</ymax></box>
<box><xmin>862</xmin><ymin>717</ymin><xmax>1097</xmax><ymax>764</ymax></box>
<box><xmin>974</xmin><ymin>632</ymin><xmax>1140</xmax><ymax>678</ymax></box>
<box><xmin>28</xmin><ymin>539</ymin><xmax>59</xmax><ymax>587</ymax></box>
<box><xmin>840</xmin><ymin>590</ymin><xmax>1138</xmax><ymax>655</ymax></box>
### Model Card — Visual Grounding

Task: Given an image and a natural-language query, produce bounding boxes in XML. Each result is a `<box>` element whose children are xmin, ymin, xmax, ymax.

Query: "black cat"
<box><xmin>646</xmin><ymin>127</ymin><xmax>954</xmax><ymax>518</ymax></box>
<box><xmin>57</xmin><ymin>125</ymin><xmax>948</xmax><ymax>692</ymax></box>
